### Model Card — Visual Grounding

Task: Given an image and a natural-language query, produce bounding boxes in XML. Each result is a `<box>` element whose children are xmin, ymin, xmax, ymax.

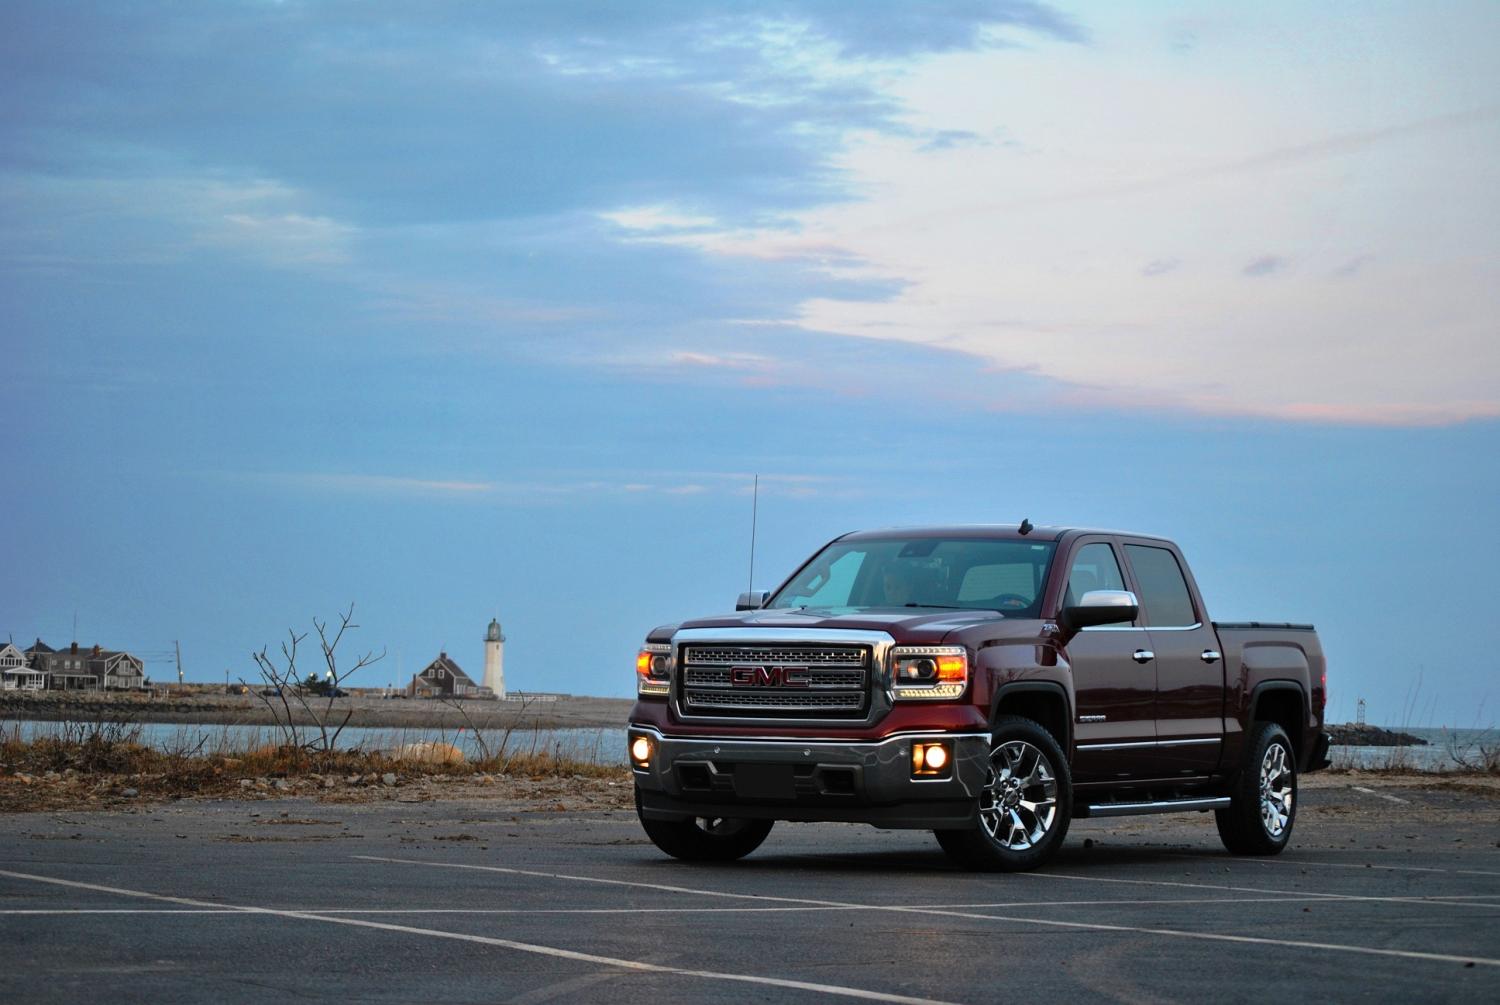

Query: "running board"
<box><xmin>1082</xmin><ymin>796</ymin><xmax>1230</xmax><ymax>818</ymax></box>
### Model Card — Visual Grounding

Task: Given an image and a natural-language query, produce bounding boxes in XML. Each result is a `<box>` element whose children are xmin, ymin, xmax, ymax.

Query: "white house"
<box><xmin>0</xmin><ymin>642</ymin><xmax>44</xmax><ymax>690</ymax></box>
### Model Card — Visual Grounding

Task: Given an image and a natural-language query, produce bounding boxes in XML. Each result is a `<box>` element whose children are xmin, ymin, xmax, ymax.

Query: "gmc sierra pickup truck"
<box><xmin>628</xmin><ymin>524</ymin><xmax>1330</xmax><ymax>871</ymax></box>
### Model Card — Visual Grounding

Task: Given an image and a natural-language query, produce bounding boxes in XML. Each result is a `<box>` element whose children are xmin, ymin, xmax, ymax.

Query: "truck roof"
<box><xmin>836</xmin><ymin>525</ymin><xmax>1175</xmax><ymax>545</ymax></box>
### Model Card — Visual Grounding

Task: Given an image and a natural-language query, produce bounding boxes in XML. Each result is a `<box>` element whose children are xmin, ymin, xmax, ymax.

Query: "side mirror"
<box><xmin>736</xmin><ymin>590</ymin><xmax>770</xmax><ymax>611</ymax></box>
<box><xmin>1060</xmin><ymin>590</ymin><xmax>1139</xmax><ymax>632</ymax></box>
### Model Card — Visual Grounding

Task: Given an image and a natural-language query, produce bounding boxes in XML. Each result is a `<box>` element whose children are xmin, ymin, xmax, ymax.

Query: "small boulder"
<box><xmin>381</xmin><ymin>772</ymin><xmax>398</xmax><ymax>787</ymax></box>
<box><xmin>120</xmin><ymin>788</ymin><xmax>139</xmax><ymax>798</ymax></box>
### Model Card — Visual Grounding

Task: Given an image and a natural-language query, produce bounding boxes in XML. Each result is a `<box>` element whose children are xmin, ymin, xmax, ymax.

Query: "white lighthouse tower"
<box><xmin>483</xmin><ymin>617</ymin><xmax>506</xmax><ymax>699</ymax></box>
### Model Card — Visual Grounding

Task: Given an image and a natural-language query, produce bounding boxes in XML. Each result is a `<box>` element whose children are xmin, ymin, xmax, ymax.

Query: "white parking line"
<box><xmin>0</xmin><ymin>906</ymin><xmax>852</xmax><ymax>917</ymax></box>
<box><xmin>358</xmin><ymin>854</ymin><xmax>1500</xmax><ymax>914</ymax></box>
<box><xmin>357</xmin><ymin>855</ymin><xmax>1500</xmax><ymax>968</ymax></box>
<box><xmin>1350</xmin><ymin>785</ymin><xmax>1411</xmax><ymax>804</ymax></box>
<box><xmin>1015</xmin><ymin>869</ymin><xmax>1500</xmax><ymax>910</ymax></box>
<box><xmin>0</xmin><ymin>869</ymin><xmax>956</xmax><ymax>1005</ymax></box>
<box><xmin>1188</xmin><ymin>854</ymin><xmax>1500</xmax><ymax>879</ymax></box>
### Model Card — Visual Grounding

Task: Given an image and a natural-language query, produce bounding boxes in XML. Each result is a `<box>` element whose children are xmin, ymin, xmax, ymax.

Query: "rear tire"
<box><xmin>935</xmin><ymin>716</ymin><xmax>1072</xmax><ymax>872</ymax></box>
<box><xmin>635</xmin><ymin>788</ymin><xmax>774</xmax><ymax>862</ymax></box>
<box><xmin>1216</xmin><ymin>721</ymin><xmax>1297</xmax><ymax>855</ymax></box>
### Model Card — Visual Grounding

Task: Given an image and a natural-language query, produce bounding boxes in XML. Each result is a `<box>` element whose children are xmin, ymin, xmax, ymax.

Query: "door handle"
<box><xmin>1201</xmin><ymin>649</ymin><xmax>1222</xmax><ymax>664</ymax></box>
<box><xmin>1133</xmin><ymin>649</ymin><xmax>1155</xmax><ymax>664</ymax></box>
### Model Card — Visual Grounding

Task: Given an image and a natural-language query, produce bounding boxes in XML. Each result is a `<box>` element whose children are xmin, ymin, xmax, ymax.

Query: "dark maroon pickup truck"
<box><xmin>628</xmin><ymin>524</ymin><xmax>1330</xmax><ymax>871</ymax></box>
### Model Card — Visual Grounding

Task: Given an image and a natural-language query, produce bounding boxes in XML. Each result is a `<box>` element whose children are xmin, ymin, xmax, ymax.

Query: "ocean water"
<box><xmin>1330</xmin><ymin>726</ymin><xmax>1498</xmax><ymax>771</ymax></box>
<box><xmin>0</xmin><ymin>719</ymin><xmax>628</xmax><ymax>764</ymax></box>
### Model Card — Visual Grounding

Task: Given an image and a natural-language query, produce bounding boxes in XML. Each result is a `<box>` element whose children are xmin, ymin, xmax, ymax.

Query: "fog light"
<box><xmin>912</xmin><ymin>741</ymin><xmax>952</xmax><ymax>778</ymax></box>
<box><xmin>630</xmin><ymin>735</ymin><xmax>653</xmax><ymax>768</ymax></box>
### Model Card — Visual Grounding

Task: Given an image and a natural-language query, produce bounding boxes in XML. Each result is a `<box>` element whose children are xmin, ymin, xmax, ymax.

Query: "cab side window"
<box><xmin>1065</xmin><ymin>543</ymin><xmax>1126</xmax><ymax>608</ymax></box>
<box><xmin>1124</xmin><ymin>545</ymin><xmax>1197</xmax><ymax>627</ymax></box>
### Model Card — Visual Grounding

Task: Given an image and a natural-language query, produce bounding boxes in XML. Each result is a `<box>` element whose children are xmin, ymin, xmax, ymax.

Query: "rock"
<box><xmin>14</xmin><ymin>773</ymin><xmax>34</xmax><ymax>785</ymax></box>
<box><xmin>322</xmin><ymin>777</ymin><xmax>336</xmax><ymax>789</ymax></box>
<box><xmin>1327</xmin><ymin>723</ymin><xmax>1429</xmax><ymax>747</ymax></box>
<box><xmin>239</xmin><ymin>779</ymin><xmax>254</xmax><ymax>789</ymax></box>
<box><xmin>43</xmin><ymin>771</ymin><xmax>60</xmax><ymax>781</ymax></box>
<box><xmin>273</xmin><ymin>779</ymin><xmax>292</xmax><ymax>792</ymax></box>
<box><xmin>346</xmin><ymin>774</ymin><xmax>361</xmax><ymax>784</ymax></box>
<box><xmin>381</xmin><ymin>772</ymin><xmax>398</xmax><ymax>787</ymax></box>
<box><xmin>121</xmin><ymin>788</ymin><xmax>139</xmax><ymax>798</ymax></box>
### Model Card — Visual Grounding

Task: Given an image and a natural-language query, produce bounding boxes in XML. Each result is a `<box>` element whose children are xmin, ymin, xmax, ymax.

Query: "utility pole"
<box><xmin>175</xmin><ymin>640</ymin><xmax>183</xmax><ymax>687</ymax></box>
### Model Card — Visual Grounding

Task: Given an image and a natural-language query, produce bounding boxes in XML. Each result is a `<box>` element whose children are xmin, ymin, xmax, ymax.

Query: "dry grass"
<box><xmin>0</xmin><ymin>720</ymin><xmax>626</xmax><ymax>812</ymax></box>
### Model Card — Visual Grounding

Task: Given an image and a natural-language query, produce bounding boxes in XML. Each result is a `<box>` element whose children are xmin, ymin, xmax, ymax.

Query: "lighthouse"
<box><xmin>483</xmin><ymin>617</ymin><xmax>506</xmax><ymax>699</ymax></box>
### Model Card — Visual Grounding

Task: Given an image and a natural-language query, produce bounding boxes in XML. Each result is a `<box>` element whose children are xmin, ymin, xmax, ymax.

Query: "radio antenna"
<box><xmin>747</xmin><ymin>474</ymin><xmax>759</xmax><ymax>596</ymax></box>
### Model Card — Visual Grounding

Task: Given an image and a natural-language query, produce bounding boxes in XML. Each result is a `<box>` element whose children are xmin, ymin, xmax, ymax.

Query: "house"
<box><xmin>94</xmin><ymin>648</ymin><xmax>146</xmax><ymax>690</ymax></box>
<box><xmin>406</xmin><ymin>652</ymin><xmax>493</xmax><ymax>699</ymax></box>
<box><xmin>29</xmin><ymin>640</ymin><xmax>97</xmax><ymax>690</ymax></box>
<box><xmin>22</xmin><ymin>640</ymin><xmax>146</xmax><ymax>691</ymax></box>
<box><xmin>0</xmin><ymin>642</ymin><xmax>44</xmax><ymax>690</ymax></box>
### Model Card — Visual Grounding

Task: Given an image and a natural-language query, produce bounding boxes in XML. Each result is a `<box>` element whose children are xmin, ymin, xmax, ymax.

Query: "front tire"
<box><xmin>1216</xmin><ymin>722</ymin><xmax>1297</xmax><ymax>855</ymax></box>
<box><xmin>635</xmin><ymin>789</ymin><xmax>773</xmax><ymax>862</ymax></box>
<box><xmin>935</xmin><ymin>716</ymin><xmax>1072</xmax><ymax>872</ymax></box>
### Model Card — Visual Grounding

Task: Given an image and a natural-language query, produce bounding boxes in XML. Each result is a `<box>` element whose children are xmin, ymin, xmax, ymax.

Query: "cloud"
<box><xmin>602</xmin><ymin>205</ymin><xmax>719</xmax><ymax>233</ymax></box>
<box><xmin>208</xmin><ymin>212</ymin><xmax>354</xmax><ymax>266</ymax></box>
<box><xmin>235</xmin><ymin>468</ymin><xmax>858</xmax><ymax>502</ymax></box>
<box><xmin>1241</xmin><ymin>255</ymin><xmax>1287</xmax><ymax>278</ymax></box>
<box><xmin>1141</xmin><ymin>258</ymin><xmax>1180</xmax><ymax>277</ymax></box>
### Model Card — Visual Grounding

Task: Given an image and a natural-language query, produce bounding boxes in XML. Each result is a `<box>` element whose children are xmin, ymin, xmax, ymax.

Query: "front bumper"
<box><xmin>629</xmin><ymin>725</ymin><xmax>991</xmax><ymax>830</ymax></box>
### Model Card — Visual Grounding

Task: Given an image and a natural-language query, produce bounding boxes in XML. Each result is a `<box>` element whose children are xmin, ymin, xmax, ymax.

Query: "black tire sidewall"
<box><xmin>1218</xmin><ymin>722</ymin><xmax>1297</xmax><ymax>855</ymax></box>
<box><xmin>942</xmin><ymin>716</ymin><xmax>1073</xmax><ymax>871</ymax></box>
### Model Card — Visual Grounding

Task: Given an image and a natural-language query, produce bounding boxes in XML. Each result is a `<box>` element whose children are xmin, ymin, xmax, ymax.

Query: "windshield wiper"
<box><xmin>904</xmin><ymin>603</ymin><xmax>1008</xmax><ymax>615</ymax></box>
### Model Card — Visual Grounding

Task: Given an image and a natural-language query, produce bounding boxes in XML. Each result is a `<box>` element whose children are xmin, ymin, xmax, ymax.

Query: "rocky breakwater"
<box><xmin>1328</xmin><ymin>723</ymin><xmax>1428</xmax><ymax>746</ymax></box>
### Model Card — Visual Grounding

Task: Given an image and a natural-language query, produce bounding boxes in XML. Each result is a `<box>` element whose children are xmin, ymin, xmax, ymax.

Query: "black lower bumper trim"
<box><xmin>636</xmin><ymin>787</ymin><xmax>979</xmax><ymax>830</ymax></box>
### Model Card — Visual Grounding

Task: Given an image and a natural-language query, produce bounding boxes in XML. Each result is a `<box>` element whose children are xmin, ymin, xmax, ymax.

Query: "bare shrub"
<box><xmin>245</xmin><ymin>604</ymin><xmax>385</xmax><ymax>759</ymax></box>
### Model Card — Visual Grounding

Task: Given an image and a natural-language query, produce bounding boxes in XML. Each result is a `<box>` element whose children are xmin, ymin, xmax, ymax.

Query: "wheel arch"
<box><xmin>991</xmin><ymin>681</ymin><xmax>1072</xmax><ymax>756</ymax></box>
<box><xmin>1248</xmin><ymin>681</ymin><xmax>1308</xmax><ymax>759</ymax></box>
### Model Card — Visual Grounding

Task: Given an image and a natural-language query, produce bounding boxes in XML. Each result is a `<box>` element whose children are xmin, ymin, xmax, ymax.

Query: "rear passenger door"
<box><xmin>1121</xmin><ymin>541</ymin><xmax>1225</xmax><ymax>778</ymax></box>
<box><xmin>1062</xmin><ymin>538</ymin><xmax>1158</xmax><ymax>783</ymax></box>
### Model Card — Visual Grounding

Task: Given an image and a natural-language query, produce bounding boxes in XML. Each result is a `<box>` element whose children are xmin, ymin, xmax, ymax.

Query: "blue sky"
<box><xmin>2</xmin><ymin>1</ymin><xmax>1496</xmax><ymax>726</ymax></box>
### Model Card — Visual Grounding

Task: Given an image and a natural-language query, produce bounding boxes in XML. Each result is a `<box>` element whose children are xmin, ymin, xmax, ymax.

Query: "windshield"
<box><xmin>767</xmin><ymin>537</ymin><xmax>1057</xmax><ymax>615</ymax></box>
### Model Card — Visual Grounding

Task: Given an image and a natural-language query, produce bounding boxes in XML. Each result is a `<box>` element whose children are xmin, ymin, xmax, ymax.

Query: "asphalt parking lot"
<box><xmin>1</xmin><ymin>776</ymin><xmax>1497</xmax><ymax>1003</ymax></box>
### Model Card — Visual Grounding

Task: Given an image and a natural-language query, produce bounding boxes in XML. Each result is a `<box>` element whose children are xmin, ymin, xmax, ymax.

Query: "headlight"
<box><xmin>891</xmin><ymin>646</ymin><xmax>968</xmax><ymax>701</ymax></box>
<box><xmin>635</xmin><ymin>643</ymin><xmax>672</xmax><ymax>697</ymax></box>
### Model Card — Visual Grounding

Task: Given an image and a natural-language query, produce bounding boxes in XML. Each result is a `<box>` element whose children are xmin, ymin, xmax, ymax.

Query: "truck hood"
<box><xmin>650</xmin><ymin>607</ymin><xmax>1027</xmax><ymax>647</ymax></box>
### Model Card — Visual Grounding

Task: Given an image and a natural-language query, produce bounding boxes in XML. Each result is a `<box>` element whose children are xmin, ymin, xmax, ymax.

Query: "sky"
<box><xmin>2</xmin><ymin>1</ymin><xmax>1496</xmax><ymax>727</ymax></box>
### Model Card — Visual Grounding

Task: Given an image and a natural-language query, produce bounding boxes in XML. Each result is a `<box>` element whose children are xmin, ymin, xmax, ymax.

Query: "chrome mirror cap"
<box><xmin>1061</xmin><ymin>590</ymin><xmax>1139</xmax><ymax>632</ymax></box>
<box><xmin>1078</xmin><ymin>589</ymin><xmax>1138</xmax><ymax>609</ymax></box>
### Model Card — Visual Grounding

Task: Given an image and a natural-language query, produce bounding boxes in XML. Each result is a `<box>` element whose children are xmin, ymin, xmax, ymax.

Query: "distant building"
<box><xmin>0</xmin><ymin>642</ymin><xmax>44</xmax><ymax>690</ymax></box>
<box><xmin>19</xmin><ymin>640</ymin><xmax>146</xmax><ymax>691</ymax></box>
<box><xmin>406</xmin><ymin>652</ymin><xmax>492</xmax><ymax>699</ymax></box>
<box><xmin>483</xmin><ymin>618</ymin><xmax>506</xmax><ymax>699</ymax></box>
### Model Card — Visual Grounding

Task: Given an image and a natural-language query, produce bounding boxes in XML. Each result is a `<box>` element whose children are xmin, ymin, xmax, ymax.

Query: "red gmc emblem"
<box><xmin>730</xmin><ymin>665</ymin><xmax>811</xmax><ymax>688</ymax></box>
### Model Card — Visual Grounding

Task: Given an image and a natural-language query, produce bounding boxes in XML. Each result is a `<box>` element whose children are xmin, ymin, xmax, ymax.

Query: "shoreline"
<box><xmin>0</xmin><ymin>691</ymin><xmax>635</xmax><ymax>731</ymax></box>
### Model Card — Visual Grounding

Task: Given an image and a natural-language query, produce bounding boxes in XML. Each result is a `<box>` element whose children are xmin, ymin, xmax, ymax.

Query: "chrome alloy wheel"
<box><xmin>1259</xmin><ymin>742</ymin><xmax>1294</xmax><ymax>837</ymax></box>
<box><xmin>978</xmin><ymin>740</ymin><xmax>1059</xmax><ymax>851</ymax></box>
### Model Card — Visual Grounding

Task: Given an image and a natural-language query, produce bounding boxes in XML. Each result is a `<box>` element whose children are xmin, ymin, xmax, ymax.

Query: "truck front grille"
<box><xmin>677</xmin><ymin>643</ymin><xmax>870</xmax><ymax>719</ymax></box>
